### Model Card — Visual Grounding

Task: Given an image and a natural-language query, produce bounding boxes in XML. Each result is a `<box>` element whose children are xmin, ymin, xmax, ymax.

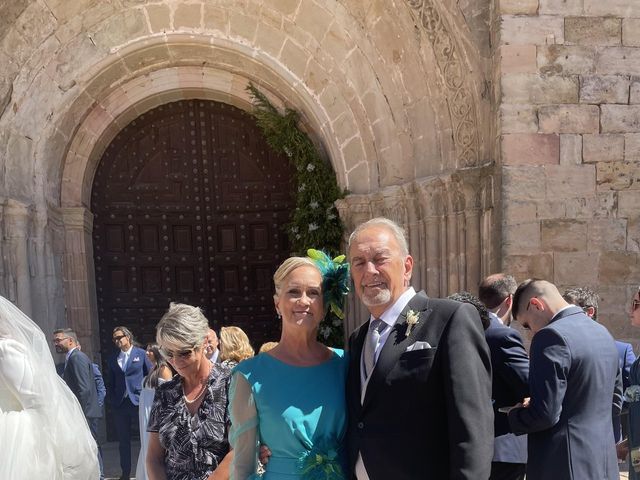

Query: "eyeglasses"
<box><xmin>112</xmin><ymin>335</ymin><xmax>126</xmax><ymax>343</ymax></box>
<box><xmin>53</xmin><ymin>336</ymin><xmax>70</xmax><ymax>344</ymax></box>
<box><xmin>161</xmin><ymin>347</ymin><xmax>197</xmax><ymax>360</ymax></box>
<box><xmin>633</xmin><ymin>299</ymin><xmax>640</xmax><ymax>312</ymax></box>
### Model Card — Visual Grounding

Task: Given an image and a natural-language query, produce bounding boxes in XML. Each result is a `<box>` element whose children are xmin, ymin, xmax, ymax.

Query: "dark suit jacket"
<box><xmin>614</xmin><ymin>340</ymin><xmax>636</xmax><ymax>441</ymax></box>
<box><xmin>485</xmin><ymin>314</ymin><xmax>529</xmax><ymax>463</ymax></box>
<box><xmin>106</xmin><ymin>346</ymin><xmax>151</xmax><ymax>407</ymax></box>
<box><xmin>346</xmin><ymin>291</ymin><xmax>494</xmax><ymax>480</ymax></box>
<box><xmin>485</xmin><ymin>315</ymin><xmax>529</xmax><ymax>437</ymax></box>
<box><xmin>63</xmin><ymin>348</ymin><xmax>102</xmax><ymax>419</ymax></box>
<box><xmin>508</xmin><ymin>306</ymin><xmax>619</xmax><ymax>480</ymax></box>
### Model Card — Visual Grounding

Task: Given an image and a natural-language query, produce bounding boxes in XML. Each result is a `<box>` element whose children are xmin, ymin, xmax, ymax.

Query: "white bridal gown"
<box><xmin>0</xmin><ymin>296</ymin><xmax>99</xmax><ymax>480</ymax></box>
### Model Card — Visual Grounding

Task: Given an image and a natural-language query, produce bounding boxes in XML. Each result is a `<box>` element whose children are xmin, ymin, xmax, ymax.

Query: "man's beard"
<box><xmin>55</xmin><ymin>345</ymin><xmax>65</xmax><ymax>353</ymax></box>
<box><xmin>361</xmin><ymin>287</ymin><xmax>391</xmax><ymax>308</ymax></box>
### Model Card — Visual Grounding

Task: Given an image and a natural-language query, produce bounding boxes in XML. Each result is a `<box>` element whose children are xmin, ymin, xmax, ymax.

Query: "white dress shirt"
<box><xmin>356</xmin><ymin>287</ymin><xmax>416</xmax><ymax>480</ymax></box>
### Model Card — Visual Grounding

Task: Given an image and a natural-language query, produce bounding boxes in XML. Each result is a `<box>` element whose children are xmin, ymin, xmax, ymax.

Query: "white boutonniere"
<box><xmin>405</xmin><ymin>310</ymin><xmax>420</xmax><ymax>337</ymax></box>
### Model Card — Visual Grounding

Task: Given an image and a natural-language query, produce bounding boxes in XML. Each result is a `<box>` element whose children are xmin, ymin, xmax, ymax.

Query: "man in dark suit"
<box><xmin>508</xmin><ymin>279</ymin><xmax>619</xmax><ymax>480</ymax></box>
<box><xmin>563</xmin><ymin>286</ymin><xmax>633</xmax><ymax>443</ymax></box>
<box><xmin>479</xmin><ymin>273</ymin><xmax>529</xmax><ymax>480</ymax></box>
<box><xmin>346</xmin><ymin>217</ymin><xmax>493</xmax><ymax>480</ymax></box>
<box><xmin>106</xmin><ymin>326</ymin><xmax>151</xmax><ymax>480</ymax></box>
<box><xmin>53</xmin><ymin>328</ymin><xmax>104</xmax><ymax>479</ymax></box>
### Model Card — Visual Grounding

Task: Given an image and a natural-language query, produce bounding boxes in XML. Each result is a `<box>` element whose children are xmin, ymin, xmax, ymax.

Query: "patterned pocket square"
<box><xmin>405</xmin><ymin>341</ymin><xmax>432</xmax><ymax>352</ymax></box>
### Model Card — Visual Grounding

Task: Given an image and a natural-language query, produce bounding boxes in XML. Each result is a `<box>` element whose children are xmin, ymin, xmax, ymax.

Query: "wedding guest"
<box><xmin>54</xmin><ymin>328</ymin><xmax>104</xmax><ymax>479</ymax></box>
<box><xmin>106</xmin><ymin>326</ymin><xmax>152</xmax><ymax>480</ymax></box>
<box><xmin>346</xmin><ymin>217</ymin><xmax>493</xmax><ymax>479</ymax></box>
<box><xmin>479</xmin><ymin>273</ymin><xmax>529</xmax><ymax>480</ymax></box>
<box><xmin>563</xmin><ymin>286</ymin><xmax>628</xmax><ymax>441</ymax></box>
<box><xmin>448</xmin><ymin>291</ymin><xmax>491</xmax><ymax>330</ymax></box>
<box><xmin>147</xmin><ymin>303</ymin><xmax>233</xmax><ymax>480</ymax></box>
<box><xmin>206</xmin><ymin>328</ymin><xmax>220</xmax><ymax>363</ymax></box>
<box><xmin>508</xmin><ymin>279</ymin><xmax>619</xmax><ymax>480</ymax></box>
<box><xmin>219</xmin><ymin>326</ymin><xmax>254</xmax><ymax>369</ymax></box>
<box><xmin>0</xmin><ymin>296</ymin><xmax>99</xmax><ymax>479</ymax></box>
<box><xmin>230</xmin><ymin>255</ymin><xmax>349</xmax><ymax>479</ymax></box>
<box><xmin>258</xmin><ymin>341</ymin><xmax>278</xmax><ymax>353</ymax></box>
<box><xmin>617</xmin><ymin>286</ymin><xmax>640</xmax><ymax>479</ymax></box>
<box><xmin>135</xmin><ymin>343</ymin><xmax>173</xmax><ymax>480</ymax></box>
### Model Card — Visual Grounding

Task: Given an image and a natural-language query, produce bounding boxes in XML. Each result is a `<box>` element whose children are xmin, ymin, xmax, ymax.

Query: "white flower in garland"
<box><xmin>283</xmin><ymin>146</ymin><xmax>293</xmax><ymax>158</ymax></box>
<box><xmin>308</xmin><ymin>223</ymin><xmax>319</xmax><ymax>232</ymax></box>
<box><xmin>306</xmin><ymin>163</ymin><xmax>316</xmax><ymax>172</ymax></box>
<box><xmin>298</xmin><ymin>183</ymin><xmax>306</xmax><ymax>192</ymax></box>
<box><xmin>309</xmin><ymin>201</ymin><xmax>319</xmax><ymax>209</ymax></box>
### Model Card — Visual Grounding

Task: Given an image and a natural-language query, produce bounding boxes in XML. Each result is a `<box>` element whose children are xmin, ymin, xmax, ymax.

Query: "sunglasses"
<box><xmin>112</xmin><ymin>335</ymin><xmax>126</xmax><ymax>343</ymax></box>
<box><xmin>53</xmin><ymin>336</ymin><xmax>70</xmax><ymax>344</ymax></box>
<box><xmin>161</xmin><ymin>347</ymin><xmax>197</xmax><ymax>360</ymax></box>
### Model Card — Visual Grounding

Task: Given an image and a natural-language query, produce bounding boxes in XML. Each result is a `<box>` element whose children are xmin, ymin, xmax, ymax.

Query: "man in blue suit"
<box><xmin>53</xmin><ymin>328</ymin><xmax>104</xmax><ymax>479</ymax></box>
<box><xmin>106</xmin><ymin>326</ymin><xmax>151</xmax><ymax>480</ymax></box>
<box><xmin>479</xmin><ymin>273</ymin><xmax>529</xmax><ymax>480</ymax></box>
<box><xmin>508</xmin><ymin>279</ymin><xmax>619</xmax><ymax>480</ymax></box>
<box><xmin>563</xmin><ymin>286</ymin><xmax>635</xmax><ymax>443</ymax></box>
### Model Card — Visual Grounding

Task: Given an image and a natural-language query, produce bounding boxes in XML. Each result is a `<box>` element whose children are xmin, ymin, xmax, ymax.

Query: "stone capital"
<box><xmin>61</xmin><ymin>207</ymin><xmax>94</xmax><ymax>233</ymax></box>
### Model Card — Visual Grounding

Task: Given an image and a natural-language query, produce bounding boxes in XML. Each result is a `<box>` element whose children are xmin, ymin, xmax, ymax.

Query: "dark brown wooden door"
<box><xmin>92</xmin><ymin>100</ymin><xmax>293</xmax><ymax>355</ymax></box>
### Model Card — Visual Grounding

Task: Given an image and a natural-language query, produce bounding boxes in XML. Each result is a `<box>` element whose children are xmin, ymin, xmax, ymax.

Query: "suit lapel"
<box><xmin>362</xmin><ymin>291</ymin><xmax>430</xmax><ymax>409</ymax></box>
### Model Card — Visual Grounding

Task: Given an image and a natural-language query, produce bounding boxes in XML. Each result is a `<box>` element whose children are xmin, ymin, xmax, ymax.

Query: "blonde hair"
<box><xmin>259</xmin><ymin>341</ymin><xmax>278</xmax><ymax>353</ymax></box>
<box><xmin>156</xmin><ymin>303</ymin><xmax>209</xmax><ymax>349</ymax></box>
<box><xmin>273</xmin><ymin>257</ymin><xmax>320</xmax><ymax>296</ymax></box>
<box><xmin>219</xmin><ymin>326</ymin><xmax>254</xmax><ymax>363</ymax></box>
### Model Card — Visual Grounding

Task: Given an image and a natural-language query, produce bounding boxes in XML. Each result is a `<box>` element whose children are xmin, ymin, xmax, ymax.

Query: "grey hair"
<box><xmin>273</xmin><ymin>257</ymin><xmax>320</xmax><ymax>296</ymax></box>
<box><xmin>347</xmin><ymin>217</ymin><xmax>409</xmax><ymax>257</ymax></box>
<box><xmin>53</xmin><ymin>328</ymin><xmax>79</xmax><ymax>343</ymax></box>
<box><xmin>156</xmin><ymin>303</ymin><xmax>209</xmax><ymax>349</ymax></box>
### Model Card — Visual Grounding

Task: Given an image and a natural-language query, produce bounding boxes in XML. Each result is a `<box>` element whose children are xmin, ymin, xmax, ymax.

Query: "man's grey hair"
<box><xmin>563</xmin><ymin>286</ymin><xmax>599</xmax><ymax>321</ymax></box>
<box><xmin>348</xmin><ymin>217</ymin><xmax>409</xmax><ymax>257</ymax></box>
<box><xmin>156</xmin><ymin>302</ymin><xmax>209</xmax><ymax>349</ymax></box>
<box><xmin>53</xmin><ymin>328</ymin><xmax>78</xmax><ymax>343</ymax></box>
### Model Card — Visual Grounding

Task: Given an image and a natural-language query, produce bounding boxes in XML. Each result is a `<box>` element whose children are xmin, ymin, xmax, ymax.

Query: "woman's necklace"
<box><xmin>183</xmin><ymin>381</ymin><xmax>207</xmax><ymax>404</ymax></box>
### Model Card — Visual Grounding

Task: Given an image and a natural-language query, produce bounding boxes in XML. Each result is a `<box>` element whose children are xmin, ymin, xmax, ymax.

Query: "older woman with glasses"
<box><xmin>619</xmin><ymin>287</ymin><xmax>640</xmax><ymax>478</ymax></box>
<box><xmin>146</xmin><ymin>303</ymin><xmax>233</xmax><ymax>480</ymax></box>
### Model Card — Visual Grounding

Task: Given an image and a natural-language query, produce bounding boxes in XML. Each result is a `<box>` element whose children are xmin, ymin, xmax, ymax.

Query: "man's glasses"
<box><xmin>52</xmin><ymin>337</ymin><xmax>69</xmax><ymax>344</ymax></box>
<box><xmin>633</xmin><ymin>299</ymin><xmax>640</xmax><ymax>312</ymax></box>
<box><xmin>161</xmin><ymin>347</ymin><xmax>197</xmax><ymax>360</ymax></box>
<box><xmin>112</xmin><ymin>335</ymin><xmax>126</xmax><ymax>343</ymax></box>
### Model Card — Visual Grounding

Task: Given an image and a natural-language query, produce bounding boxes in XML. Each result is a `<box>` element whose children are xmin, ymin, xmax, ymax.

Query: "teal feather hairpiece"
<box><xmin>307</xmin><ymin>249</ymin><xmax>350</xmax><ymax>319</ymax></box>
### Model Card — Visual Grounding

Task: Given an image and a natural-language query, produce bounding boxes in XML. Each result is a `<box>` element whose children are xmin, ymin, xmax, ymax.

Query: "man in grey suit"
<box><xmin>507</xmin><ymin>279</ymin><xmax>619</xmax><ymax>480</ymax></box>
<box><xmin>479</xmin><ymin>273</ymin><xmax>529</xmax><ymax>480</ymax></box>
<box><xmin>53</xmin><ymin>328</ymin><xmax>104</xmax><ymax>479</ymax></box>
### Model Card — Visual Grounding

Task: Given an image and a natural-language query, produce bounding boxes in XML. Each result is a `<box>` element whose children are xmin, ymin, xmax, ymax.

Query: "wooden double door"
<box><xmin>92</xmin><ymin>99</ymin><xmax>294</xmax><ymax>355</ymax></box>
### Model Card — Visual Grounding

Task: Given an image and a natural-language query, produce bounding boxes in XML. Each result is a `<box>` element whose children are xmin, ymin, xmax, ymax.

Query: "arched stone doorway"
<box><xmin>91</xmin><ymin>99</ymin><xmax>294</xmax><ymax>350</ymax></box>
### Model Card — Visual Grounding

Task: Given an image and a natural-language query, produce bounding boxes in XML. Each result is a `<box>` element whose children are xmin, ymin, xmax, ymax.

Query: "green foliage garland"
<box><xmin>247</xmin><ymin>84</ymin><xmax>346</xmax><ymax>346</ymax></box>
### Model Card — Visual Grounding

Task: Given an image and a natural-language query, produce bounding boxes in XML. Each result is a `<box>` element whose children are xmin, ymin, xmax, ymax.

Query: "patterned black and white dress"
<box><xmin>147</xmin><ymin>364</ymin><xmax>232</xmax><ymax>480</ymax></box>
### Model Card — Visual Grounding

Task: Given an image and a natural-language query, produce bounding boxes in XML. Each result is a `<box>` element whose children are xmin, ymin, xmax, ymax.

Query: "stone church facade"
<box><xmin>0</xmin><ymin>0</ymin><xmax>638</xmax><ymax>356</ymax></box>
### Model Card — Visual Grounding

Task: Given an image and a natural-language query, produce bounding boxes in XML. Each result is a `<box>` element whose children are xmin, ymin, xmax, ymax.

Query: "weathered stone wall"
<box><xmin>0</xmin><ymin>0</ymin><xmax>496</xmax><ymax>352</ymax></box>
<box><xmin>498</xmin><ymin>0</ymin><xmax>640</xmax><ymax>344</ymax></box>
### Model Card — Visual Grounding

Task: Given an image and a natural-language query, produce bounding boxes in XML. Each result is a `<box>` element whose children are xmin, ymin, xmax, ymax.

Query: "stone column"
<box><xmin>61</xmin><ymin>207</ymin><xmax>99</xmax><ymax>358</ymax></box>
<box><xmin>2</xmin><ymin>199</ymin><xmax>33</xmax><ymax>316</ymax></box>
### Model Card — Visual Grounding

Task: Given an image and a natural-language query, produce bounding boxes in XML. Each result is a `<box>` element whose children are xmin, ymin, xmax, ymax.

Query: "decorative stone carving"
<box><xmin>405</xmin><ymin>0</ymin><xmax>480</xmax><ymax>167</ymax></box>
<box><xmin>336</xmin><ymin>167</ymin><xmax>496</xmax><ymax>333</ymax></box>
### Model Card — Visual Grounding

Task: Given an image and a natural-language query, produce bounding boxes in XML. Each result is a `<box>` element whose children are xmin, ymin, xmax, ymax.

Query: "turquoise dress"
<box><xmin>229</xmin><ymin>349</ymin><xmax>347</xmax><ymax>480</ymax></box>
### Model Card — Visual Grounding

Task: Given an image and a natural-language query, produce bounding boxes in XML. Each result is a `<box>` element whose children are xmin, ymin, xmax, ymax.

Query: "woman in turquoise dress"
<box><xmin>230</xmin><ymin>256</ymin><xmax>348</xmax><ymax>480</ymax></box>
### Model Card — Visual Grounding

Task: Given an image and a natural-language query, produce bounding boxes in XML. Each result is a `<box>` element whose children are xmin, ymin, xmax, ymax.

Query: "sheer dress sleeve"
<box><xmin>229</xmin><ymin>371</ymin><xmax>260</xmax><ymax>480</ymax></box>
